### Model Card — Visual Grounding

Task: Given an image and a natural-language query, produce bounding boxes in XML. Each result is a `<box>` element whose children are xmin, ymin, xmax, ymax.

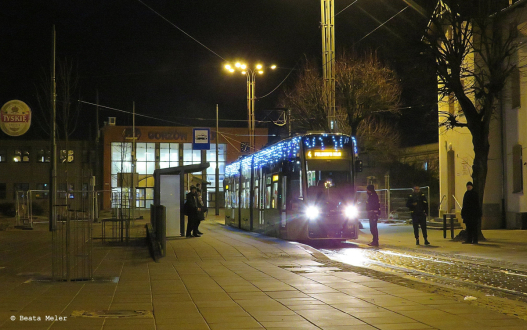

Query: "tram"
<box><xmin>224</xmin><ymin>133</ymin><xmax>361</xmax><ymax>242</ymax></box>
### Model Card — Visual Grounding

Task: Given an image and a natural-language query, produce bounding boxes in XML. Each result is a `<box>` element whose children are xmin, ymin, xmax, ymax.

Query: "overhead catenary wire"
<box><xmin>335</xmin><ymin>0</ymin><xmax>360</xmax><ymax>17</ymax></box>
<box><xmin>136</xmin><ymin>0</ymin><xmax>226</xmax><ymax>61</ymax></box>
<box><xmin>77</xmin><ymin>99</ymin><xmax>278</xmax><ymax>138</ymax></box>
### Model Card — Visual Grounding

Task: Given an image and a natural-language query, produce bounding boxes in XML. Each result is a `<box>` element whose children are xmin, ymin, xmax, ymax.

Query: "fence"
<box><xmin>356</xmin><ymin>186</ymin><xmax>431</xmax><ymax>221</ymax></box>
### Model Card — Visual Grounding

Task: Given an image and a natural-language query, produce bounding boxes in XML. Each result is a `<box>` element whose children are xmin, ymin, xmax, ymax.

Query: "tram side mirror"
<box><xmin>355</xmin><ymin>159</ymin><xmax>363</xmax><ymax>172</ymax></box>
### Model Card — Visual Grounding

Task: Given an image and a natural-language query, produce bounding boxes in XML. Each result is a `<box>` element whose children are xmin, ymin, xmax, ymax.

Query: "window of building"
<box><xmin>37</xmin><ymin>148</ymin><xmax>51</xmax><ymax>163</ymax></box>
<box><xmin>13</xmin><ymin>183</ymin><xmax>29</xmax><ymax>199</ymax></box>
<box><xmin>159</xmin><ymin>143</ymin><xmax>179</xmax><ymax>169</ymax></box>
<box><xmin>0</xmin><ymin>183</ymin><xmax>6</xmax><ymax>199</ymax></box>
<box><xmin>183</xmin><ymin>143</ymin><xmax>201</xmax><ymax>165</ymax></box>
<box><xmin>136</xmin><ymin>143</ymin><xmax>155</xmax><ymax>208</ymax></box>
<box><xmin>58</xmin><ymin>183</ymin><xmax>74</xmax><ymax>199</ymax></box>
<box><xmin>14</xmin><ymin>148</ymin><xmax>30</xmax><ymax>163</ymax></box>
<box><xmin>513</xmin><ymin>144</ymin><xmax>523</xmax><ymax>193</ymax></box>
<box><xmin>0</xmin><ymin>149</ymin><xmax>6</xmax><ymax>163</ymax></box>
<box><xmin>60</xmin><ymin>150</ymin><xmax>74</xmax><ymax>163</ymax></box>
<box><xmin>35</xmin><ymin>183</ymin><xmax>49</xmax><ymax>199</ymax></box>
<box><xmin>511</xmin><ymin>66</ymin><xmax>521</xmax><ymax>109</ymax></box>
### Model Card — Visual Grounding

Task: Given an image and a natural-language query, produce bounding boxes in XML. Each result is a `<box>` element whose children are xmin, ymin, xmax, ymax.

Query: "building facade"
<box><xmin>100</xmin><ymin>124</ymin><xmax>268</xmax><ymax>210</ymax></box>
<box><xmin>0</xmin><ymin>139</ymin><xmax>95</xmax><ymax>213</ymax></box>
<box><xmin>437</xmin><ymin>0</ymin><xmax>527</xmax><ymax>229</ymax></box>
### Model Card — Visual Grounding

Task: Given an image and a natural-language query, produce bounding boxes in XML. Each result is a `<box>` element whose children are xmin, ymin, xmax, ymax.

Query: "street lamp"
<box><xmin>224</xmin><ymin>61</ymin><xmax>276</xmax><ymax>152</ymax></box>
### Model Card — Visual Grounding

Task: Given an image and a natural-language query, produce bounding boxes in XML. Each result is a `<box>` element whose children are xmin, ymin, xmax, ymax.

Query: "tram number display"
<box><xmin>306</xmin><ymin>150</ymin><xmax>345</xmax><ymax>159</ymax></box>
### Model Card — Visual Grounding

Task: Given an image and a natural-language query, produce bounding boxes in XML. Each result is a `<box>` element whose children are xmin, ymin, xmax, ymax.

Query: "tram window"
<box><xmin>272</xmin><ymin>182</ymin><xmax>278</xmax><ymax>209</ymax></box>
<box><xmin>225</xmin><ymin>190</ymin><xmax>230</xmax><ymax>208</ymax></box>
<box><xmin>282</xmin><ymin>177</ymin><xmax>287</xmax><ymax>211</ymax></box>
<box><xmin>254</xmin><ymin>179</ymin><xmax>259</xmax><ymax>208</ymax></box>
<box><xmin>265</xmin><ymin>185</ymin><xmax>271</xmax><ymax>209</ymax></box>
<box><xmin>244</xmin><ymin>182</ymin><xmax>250</xmax><ymax>208</ymax></box>
<box><xmin>307</xmin><ymin>171</ymin><xmax>316</xmax><ymax>187</ymax></box>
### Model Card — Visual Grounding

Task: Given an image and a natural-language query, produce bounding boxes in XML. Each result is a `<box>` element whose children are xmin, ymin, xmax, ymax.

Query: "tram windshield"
<box><xmin>305</xmin><ymin>161</ymin><xmax>353</xmax><ymax>202</ymax></box>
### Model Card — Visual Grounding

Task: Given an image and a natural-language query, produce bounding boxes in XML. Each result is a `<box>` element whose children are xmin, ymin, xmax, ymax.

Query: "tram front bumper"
<box><xmin>307</xmin><ymin>217</ymin><xmax>357</xmax><ymax>239</ymax></box>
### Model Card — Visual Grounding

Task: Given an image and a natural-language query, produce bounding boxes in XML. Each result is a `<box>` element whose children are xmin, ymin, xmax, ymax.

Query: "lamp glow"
<box><xmin>270</xmin><ymin>65</ymin><xmax>277</xmax><ymax>69</ymax></box>
<box><xmin>235</xmin><ymin>62</ymin><xmax>241</xmax><ymax>68</ymax></box>
<box><xmin>306</xmin><ymin>205</ymin><xmax>320</xmax><ymax>220</ymax></box>
<box><xmin>240</xmin><ymin>64</ymin><xmax>247</xmax><ymax>70</ymax></box>
<box><xmin>256</xmin><ymin>64</ymin><xmax>263</xmax><ymax>70</ymax></box>
<box><xmin>225</xmin><ymin>64</ymin><xmax>232</xmax><ymax>70</ymax></box>
<box><xmin>344</xmin><ymin>205</ymin><xmax>359</xmax><ymax>218</ymax></box>
<box><xmin>258</xmin><ymin>70</ymin><xmax>263</xmax><ymax>74</ymax></box>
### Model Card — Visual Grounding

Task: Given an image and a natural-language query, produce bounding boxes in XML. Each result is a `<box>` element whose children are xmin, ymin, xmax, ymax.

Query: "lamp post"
<box><xmin>224</xmin><ymin>62</ymin><xmax>276</xmax><ymax>152</ymax></box>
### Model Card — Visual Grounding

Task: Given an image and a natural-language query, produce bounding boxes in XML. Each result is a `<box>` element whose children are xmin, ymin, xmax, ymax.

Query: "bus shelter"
<box><xmin>153</xmin><ymin>162</ymin><xmax>210</xmax><ymax>238</ymax></box>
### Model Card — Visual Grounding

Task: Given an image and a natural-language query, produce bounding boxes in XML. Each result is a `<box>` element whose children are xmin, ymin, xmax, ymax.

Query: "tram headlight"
<box><xmin>305</xmin><ymin>205</ymin><xmax>320</xmax><ymax>220</ymax></box>
<box><xmin>344</xmin><ymin>205</ymin><xmax>359</xmax><ymax>219</ymax></box>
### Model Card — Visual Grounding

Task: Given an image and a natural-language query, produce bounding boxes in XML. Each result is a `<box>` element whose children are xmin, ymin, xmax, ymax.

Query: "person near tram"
<box><xmin>366</xmin><ymin>185</ymin><xmax>380</xmax><ymax>247</ymax></box>
<box><xmin>461</xmin><ymin>181</ymin><xmax>481</xmax><ymax>244</ymax></box>
<box><xmin>185</xmin><ymin>185</ymin><xmax>201</xmax><ymax>237</ymax></box>
<box><xmin>406</xmin><ymin>185</ymin><xmax>430</xmax><ymax>246</ymax></box>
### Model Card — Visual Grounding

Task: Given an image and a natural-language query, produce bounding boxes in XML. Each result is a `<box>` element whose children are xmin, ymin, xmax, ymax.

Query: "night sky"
<box><xmin>2</xmin><ymin>0</ymin><xmax>437</xmax><ymax>145</ymax></box>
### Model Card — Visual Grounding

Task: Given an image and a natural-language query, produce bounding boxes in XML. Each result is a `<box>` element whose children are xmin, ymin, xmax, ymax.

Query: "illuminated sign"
<box><xmin>307</xmin><ymin>150</ymin><xmax>343</xmax><ymax>159</ymax></box>
<box><xmin>272</xmin><ymin>175</ymin><xmax>279</xmax><ymax>182</ymax></box>
<box><xmin>0</xmin><ymin>100</ymin><xmax>31</xmax><ymax>136</ymax></box>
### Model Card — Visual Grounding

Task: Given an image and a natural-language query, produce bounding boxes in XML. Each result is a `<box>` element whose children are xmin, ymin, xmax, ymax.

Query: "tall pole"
<box><xmin>288</xmin><ymin>109</ymin><xmax>292</xmax><ymax>137</ymax></box>
<box><xmin>95</xmin><ymin>90</ymin><xmax>99</xmax><ymax>143</ymax></box>
<box><xmin>130</xmin><ymin>101</ymin><xmax>136</xmax><ymax>242</ymax></box>
<box><xmin>215</xmin><ymin>104</ymin><xmax>220</xmax><ymax>216</ymax></box>
<box><xmin>247</xmin><ymin>72</ymin><xmax>256</xmax><ymax>152</ymax></box>
<box><xmin>50</xmin><ymin>25</ymin><xmax>57</xmax><ymax>233</ymax></box>
<box><xmin>321</xmin><ymin>0</ymin><xmax>336</xmax><ymax>132</ymax></box>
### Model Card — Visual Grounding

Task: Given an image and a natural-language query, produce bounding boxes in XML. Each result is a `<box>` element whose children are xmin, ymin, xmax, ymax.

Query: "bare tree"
<box><xmin>422</xmin><ymin>0</ymin><xmax>520</xmax><ymax>232</ymax></box>
<box><xmin>36</xmin><ymin>58</ymin><xmax>81</xmax><ymax>140</ymax></box>
<box><xmin>335</xmin><ymin>51</ymin><xmax>402</xmax><ymax>137</ymax></box>
<box><xmin>281</xmin><ymin>59</ymin><xmax>329</xmax><ymax>132</ymax></box>
<box><xmin>280</xmin><ymin>52</ymin><xmax>402</xmax><ymax>160</ymax></box>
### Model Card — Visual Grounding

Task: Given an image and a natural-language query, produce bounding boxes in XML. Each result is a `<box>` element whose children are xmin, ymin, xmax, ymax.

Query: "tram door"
<box><xmin>279</xmin><ymin>175</ymin><xmax>288</xmax><ymax>239</ymax></box>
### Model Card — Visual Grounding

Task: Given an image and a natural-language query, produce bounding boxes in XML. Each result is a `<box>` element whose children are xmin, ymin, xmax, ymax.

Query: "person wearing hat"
<box><xmin>366</xmin><ymin>185</ymin><xmax>380</xmax><ymax>247</ymax></box>
<box><xmin>406</xmin><ymin>185</ymin><xmax>430</xmax><ymax>245</ymax></box>
<box><xmin>185</xmin><ymin>185</ymin><xmax>201</xmax><ymax>237</ymax></box>
<box><xmin>461</xmin><ymin>181</ymin><xmax>481</xmax><ymax>244</ymax></box>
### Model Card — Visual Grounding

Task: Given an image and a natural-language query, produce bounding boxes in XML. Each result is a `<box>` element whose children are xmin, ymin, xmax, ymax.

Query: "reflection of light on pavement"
<box><xmin>379</xmin><ymin>250</ymin><xmax>454</xmax><ymax>265</ymax></box>
<box><xmin>324</xmin><ymin>248</ymin><xmax>373</xmax><ymax>267</ymax></box>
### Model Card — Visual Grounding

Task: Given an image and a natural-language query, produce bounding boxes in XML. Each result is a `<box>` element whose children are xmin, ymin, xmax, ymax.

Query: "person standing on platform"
<box><xmin>185</xmin><ymin>186</ymin><xmax>201</xmax><ymax>237</ymax></box>
<box><xmin>406</xmin><ymin>185</ymin><xmax>430</xmax><ymax>246</ymax></box>
<box><xmin>366</xmin><ymin>185</ymin><xmax>380</xmax><ymax>247</ymax></box>
<box><xmin>196</xmin><ymin>191</ymin><xmax>207</xmax><ymax>235</ymax></box>
<box><xmin>461</xmin><ymin>181</ymin><xmax>481</xmax><ymax>244</ymax></box>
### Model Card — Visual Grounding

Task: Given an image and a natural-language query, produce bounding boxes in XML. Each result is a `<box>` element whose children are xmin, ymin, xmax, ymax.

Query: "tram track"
<box><xmin>316</xmin><ymin>245</ymin><xmax>527</xmax><ymax>302</ymax></box>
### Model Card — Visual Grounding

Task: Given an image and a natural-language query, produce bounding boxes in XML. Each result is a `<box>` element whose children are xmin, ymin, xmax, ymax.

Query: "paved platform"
<box><xmin>0</xmin><ymin>213</ymin><xmax>527</xmax><ymax>329</ymax></box>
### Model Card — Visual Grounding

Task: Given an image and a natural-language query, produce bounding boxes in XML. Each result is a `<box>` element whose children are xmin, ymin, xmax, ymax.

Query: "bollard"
<box><xmin>450</xmin><ymin>214</ymin><xmax>455</xmax><ymax>239</ymax></box>
<box><xmin>443</xmin><ymin>213</ymin><xmax>456</xmax><ymax>239</ymax></box>
<box><xmin>443</xmin><ymin>214</ymin><xmax>447</xmax><ymax>239</ymax></box>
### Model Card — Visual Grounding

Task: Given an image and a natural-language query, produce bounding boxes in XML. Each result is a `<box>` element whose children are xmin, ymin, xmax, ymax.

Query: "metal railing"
<box><xmin>356</xmin><ymin>186</ymin><xmax>431</xmax><ymax>220</ymax></box>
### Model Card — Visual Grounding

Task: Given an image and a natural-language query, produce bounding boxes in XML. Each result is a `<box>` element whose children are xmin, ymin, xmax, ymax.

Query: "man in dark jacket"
<box><xmin>461</xmin><ymin>181</ymin><xmax>481</xmax><ymax>244</ymax></box>
<box><xmin>406</xmin><ymin>185</ymin><xmax>430</xmax><ymax>245</ymax></box>
<box><xmin>366</xmin><ymin>185</ymin><xmax>380</xmax><ymax>246</ymax></box>
<box><xmin>185</xmin><ymin>186</ymin><xmax>201</xmax><ymax>237</ymax></box>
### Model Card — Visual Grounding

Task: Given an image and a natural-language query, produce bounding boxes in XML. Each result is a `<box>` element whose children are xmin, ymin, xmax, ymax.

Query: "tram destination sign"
<box><xmin>307</xmin><ymin>150</ymin><xmax>345</xmax><ymax>159</ymax></box>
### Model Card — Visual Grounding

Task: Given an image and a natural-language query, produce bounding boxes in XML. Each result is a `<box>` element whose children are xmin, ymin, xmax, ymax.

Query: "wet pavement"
<box><xmin>318</xmin><ymin>244</ymin><xmax>527</xmax><ymax>302</ymax></box>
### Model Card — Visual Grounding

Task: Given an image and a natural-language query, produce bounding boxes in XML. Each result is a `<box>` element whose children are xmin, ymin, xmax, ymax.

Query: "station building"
<box><xmin>100</xmin><ymin>123</ymin><xmax>268</xmax><ymax>210</ymax></box>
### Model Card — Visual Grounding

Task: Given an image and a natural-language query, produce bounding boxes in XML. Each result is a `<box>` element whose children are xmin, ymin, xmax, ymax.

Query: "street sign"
<box><xmin>193</xmin><ymin>128</ymin><xmax>210</xmax><ymax>150</ymax></box>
